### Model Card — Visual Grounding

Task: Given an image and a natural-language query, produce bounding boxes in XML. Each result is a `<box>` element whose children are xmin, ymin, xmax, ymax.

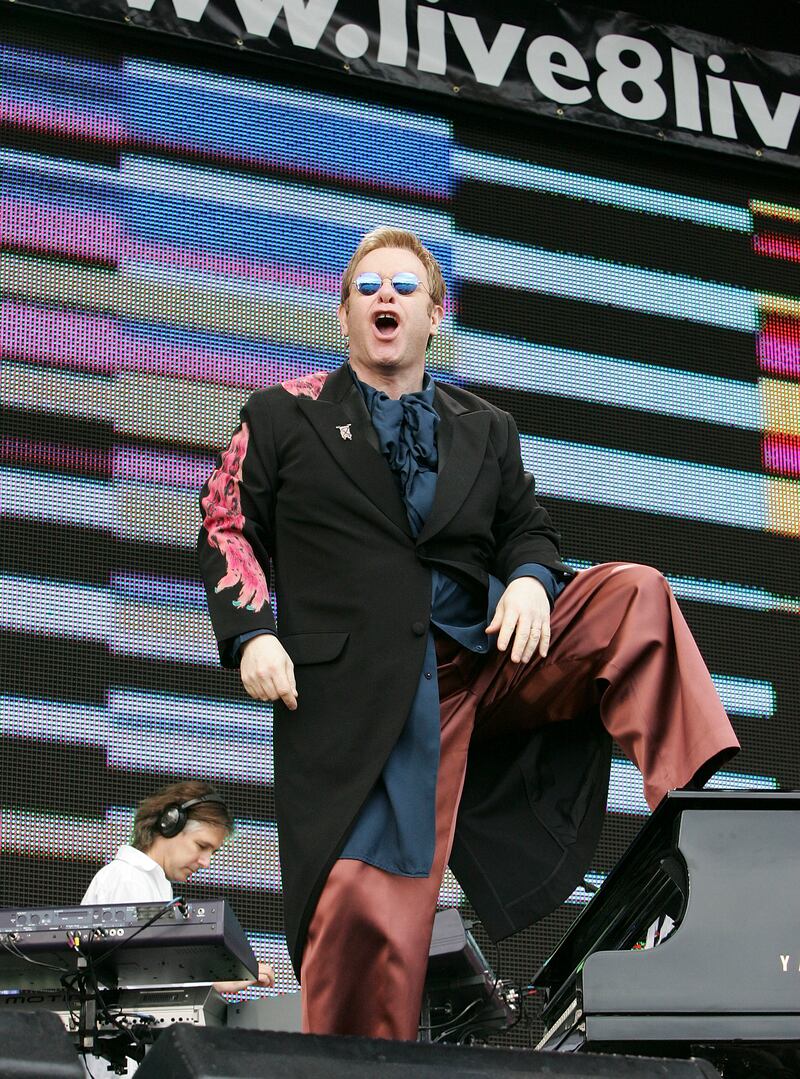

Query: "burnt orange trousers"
<box><xmin>300</xmin><ymin>563</ymin><xmax>740</xmax><ymax>1039</ymax></box>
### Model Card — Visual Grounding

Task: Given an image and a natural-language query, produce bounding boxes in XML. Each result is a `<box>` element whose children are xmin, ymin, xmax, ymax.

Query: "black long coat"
<box><xmin>198</xmin><ymin>363</ymin><xmax>611</xmax><ymax>975</ymax></box>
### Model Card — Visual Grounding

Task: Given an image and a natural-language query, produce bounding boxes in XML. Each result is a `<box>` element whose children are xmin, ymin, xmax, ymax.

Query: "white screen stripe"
<box><xmin>453</xmin><ymin>148</ymin><xmax>753</xmax><ymax>231</ymax></box>
<box><xmin>121</xmin><ymin>157</ymin><xmax>453</xmax><ymax>241</ymax></box>
<box><xmin>0</xmin><ymin>670</ymin><xmax>773</xmax><ymax>807</ymax></box>
<box><xmin>0</xmin><ymin>469</ymin><xmax>197</xmax><ymax>545</ymax></box>
<box><xmin>608</xmin><ymin>760</ymin><xmax>777</xmax><ymax>816</ymax></box>
<box><xmin>0</xmin><ymin>696</ymin><xmax>275</xmax><ymax>784</ymax></box>
<box><xmin>456</xmin><ymin>233</ymin><xmax>758</xmax><ymax>332</ymax></box>
<box><xmin>456</xmin><ymin>330</ymin><xmax>760</xmax><ymax>429</ymax></box>
<box><xmin>0</xmin><ymin>576</ymin><xmax>784</xmax><ymax>717</ymax></box>
<box><xmin>520</xmin><ymin>437</ymin><xmax>768</xmax><ymax>530</ymax></box>
<box><xmin>712</xmin><ymin>675</ymin><xmax>776</xmax><ymax>717</ymax></box>
<box><xmin>566</xmin><ymin>563</ymin><xmax>800</xmax><ymax>615</ymax></box>
<box><xmin>2</xmin><ymin>440</ymin><xmax>778</xmax><ymax>540</ymax></box>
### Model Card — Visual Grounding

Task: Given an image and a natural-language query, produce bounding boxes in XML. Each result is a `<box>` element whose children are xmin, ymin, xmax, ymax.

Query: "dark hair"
<box><xmin>132</xmin><ymin>781</ymin><xmax>234</xmax><ymax>851</ymax></box>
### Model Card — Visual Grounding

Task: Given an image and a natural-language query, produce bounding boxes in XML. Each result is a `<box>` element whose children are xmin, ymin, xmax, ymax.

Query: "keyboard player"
<box><xmin>82</xmin><ymin>780</ymin><xmax>274</xmax><ymax>992</ymax></box>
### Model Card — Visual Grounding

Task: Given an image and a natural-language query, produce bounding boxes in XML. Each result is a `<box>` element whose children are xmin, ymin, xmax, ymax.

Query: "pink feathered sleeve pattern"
<box><xmin>200</xmin><ymin>422</ymin><xmax>270</xmax><ymax>612</ymax></box>
<box><xmin>281</xmin><ymin>370</ymin><xmax>329</xmax><ymax>399</ymax></box>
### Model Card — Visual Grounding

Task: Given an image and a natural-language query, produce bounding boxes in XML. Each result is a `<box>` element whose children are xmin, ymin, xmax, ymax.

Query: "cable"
<box><xmin>419</xmin><ymin>918</ymin><xmax>514</xmax><ymax>1043</ymax></box>
<box><xmin>0</xmin><ymin>934</ymin><xmax>69</xmax><ymax>975</ymax></box>
<box><xmin>463</xmin><ymin>919</ymin><xmax>505</xmax><ymax>1026</ymax></box>
<box><xmin>81</xmin><ymin>1053</ymin><xmax>99</xmax><ymax>1079</ymax></box>
<box><xmin>436</xmin><ymin>1018</ymin><xmax>497</xmax><ymax>1044</ymax></box>
<box><xmin>59</xmin><ymin>901</ymin><xmax>184</xmax><ymax>1070</ymax></box>
<box><xmin>419</xmin><ymin>996</ymin><xmax>483</xmax><ymax>1035</ymax></box>
<box><xmin>464</xmin><ymin>920</ymin><xmax>544</xmax><ymax>1043</ymax></box>
<box><xmin>63</xmin><ymin>931</ymin><xmax>146</xmax><ymax>1052</ymax></box>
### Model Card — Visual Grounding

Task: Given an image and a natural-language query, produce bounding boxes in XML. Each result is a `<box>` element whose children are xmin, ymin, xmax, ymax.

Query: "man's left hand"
<box><xmin>213</xmin><ymin>961</ymin><xmax>275</xmax><ymax>995</ymax></box>
<box><xmin>486</xmin><ymin>577</ymin><xmax>551</xmax><ymax>663</ymax></box>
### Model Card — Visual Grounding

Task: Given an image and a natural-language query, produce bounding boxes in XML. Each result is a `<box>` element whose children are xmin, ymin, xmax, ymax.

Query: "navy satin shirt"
<box><xmin>338</xmin><ymin>371</ymin><xmax>564</xmax><ymax>876</ymax></box>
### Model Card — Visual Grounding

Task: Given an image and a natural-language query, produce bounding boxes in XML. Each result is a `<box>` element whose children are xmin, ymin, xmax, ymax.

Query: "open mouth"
<box><xmin>373</xmin><ymin>312</ymin><xmax>399</xmax><ymax>337</ymax></box>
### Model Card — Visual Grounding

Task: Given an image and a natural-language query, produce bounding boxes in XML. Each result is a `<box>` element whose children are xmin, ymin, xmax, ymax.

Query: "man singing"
<box><xmin>198</xmin><ymin>227</ymin><xmax>739</xmax><ymax>1040</ymax></box>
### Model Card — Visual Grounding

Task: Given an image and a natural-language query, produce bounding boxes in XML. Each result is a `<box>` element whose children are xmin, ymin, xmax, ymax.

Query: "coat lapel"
<box><xmin>295</xmin><ymin>365</ymin><xmax>411</xmax><ymax>539</ymax></box>
<box><xmin>295</xmin><ymin>368</ymin><xmax>490</xmax><ymax>545</ymax></box>
<box><xmin>416</xmin><ymin>387</ymin><xmax>491</xmax><ymax>545</ymax></box>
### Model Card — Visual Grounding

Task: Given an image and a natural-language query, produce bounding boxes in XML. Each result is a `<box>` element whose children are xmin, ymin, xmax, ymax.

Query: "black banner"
<box><xmin>5</xmin><ymin>0</ymin><xmax>800</xmax><ymax>167</ymax></box>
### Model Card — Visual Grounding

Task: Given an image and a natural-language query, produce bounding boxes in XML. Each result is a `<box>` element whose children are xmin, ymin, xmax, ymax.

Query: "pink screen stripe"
<box><xmin>0</xmin><ymin>101</ymin><xmax>121</xmax><ymax>142</ymax></box>
<box><xmin>758</xmin><ymin>335</ymin><xmax>800</xmax><ymax>379</ymax></box>
<box><xmin>0</xmin><ymin>438</ymin><xmax>109</xmax><ymax>476</ymax></box>
<box><xmin>1</xmin><ymin>198</ymin><xmax>120</xmax><ymax>262</ymax></box>
<box><xmin>114</xmin><ymin>444</ymin><xmax>215</xmax><ymax>488</ymax></box>
<box><xmin>763</xmin><ymin>435</ymin><xmax>800</xmax><ymax>478</ymax></box>
<box><xmin>1</xmin><ymin>300</ymin><xmax>323</xmax><ymax>387</ymax></box>
<box><xmin>754</xmin><ymin>233</ymin><xmax>800</xmax><ymax>264</ymax></box>
<box><xmin>0</xmin><ymin>440</ymin><xmax>216</xmax><ymax>489</ymax></box>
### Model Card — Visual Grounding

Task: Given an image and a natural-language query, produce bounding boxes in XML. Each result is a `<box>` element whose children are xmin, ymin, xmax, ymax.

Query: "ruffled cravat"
<box><xmin>365</xmin><ymin>380</ymin><xmax>439</xmax><ymax>536</ymax></box>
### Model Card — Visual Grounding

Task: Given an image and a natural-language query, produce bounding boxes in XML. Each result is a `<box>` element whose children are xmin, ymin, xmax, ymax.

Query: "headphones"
<box><xmin>156</xmin><ymin>793</ymin><xmax>228</xmax><ymax>839</ymax></box>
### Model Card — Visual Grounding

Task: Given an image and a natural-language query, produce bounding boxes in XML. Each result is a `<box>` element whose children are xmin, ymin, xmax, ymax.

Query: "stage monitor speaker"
<box><xmin>135</xmin><ymin>1026</ymin><xmax>721</xmax><ymax>1078</ymax></box>
<box><xmin>0</xmin><ymin>1010</ymin><xmax>83</xmax><ymax>1077</ymax></box>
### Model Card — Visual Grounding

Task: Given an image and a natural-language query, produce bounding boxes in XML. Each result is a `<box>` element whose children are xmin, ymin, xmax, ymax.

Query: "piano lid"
<box><xmin>532</xmin><ymin>790</ymin><xmax>800</xmax><ymax>1005</ymax></box>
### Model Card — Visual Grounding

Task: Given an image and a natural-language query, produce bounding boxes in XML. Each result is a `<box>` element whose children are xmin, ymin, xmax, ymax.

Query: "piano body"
<box><xmin>534</xmin><ymin>791</ymin><xmax>800</xmax><ymax>1069</ymax></box>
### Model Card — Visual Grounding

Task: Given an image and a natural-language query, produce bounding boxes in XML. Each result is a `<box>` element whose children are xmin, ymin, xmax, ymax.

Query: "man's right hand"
<box><xmin>240</xmin><ymin>635</ymin><xmax>298</xmax><ymax>711</ymax></box>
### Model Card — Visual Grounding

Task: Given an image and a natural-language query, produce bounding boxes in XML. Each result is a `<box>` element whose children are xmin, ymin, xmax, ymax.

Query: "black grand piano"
<box><xmin>532</xmin><ymin>791</ymin><xmax>800</xmax><ymax>1075</ymax></box>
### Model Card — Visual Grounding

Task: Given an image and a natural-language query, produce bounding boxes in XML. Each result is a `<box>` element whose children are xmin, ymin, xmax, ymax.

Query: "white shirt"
<box><xmin>81</xmin><ymin>845</ymin><xmax>172</xmax><ymax>905</ymax></box>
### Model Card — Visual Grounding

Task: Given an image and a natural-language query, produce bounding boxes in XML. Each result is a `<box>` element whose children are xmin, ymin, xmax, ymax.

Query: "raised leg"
<box><xmin>472</xmin><ymin>563</ymin><xmax>740</xmax><ymax>809</ymax></box>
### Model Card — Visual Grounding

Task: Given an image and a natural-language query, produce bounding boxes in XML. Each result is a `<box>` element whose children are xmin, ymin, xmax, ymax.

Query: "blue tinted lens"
<box><xmin>392</xmin><ymin>272</ymin><xmax>420</xmax><ymax>295</ymax></box>
<box><xmin>355</xmin><ymin>273</ymin><xmax>382</xmax><ymax>295</ymax></box>
<box><xmin>354</xmin><ymin>272</ymin><xmax>421</xmax><ymax>296</ymax></box>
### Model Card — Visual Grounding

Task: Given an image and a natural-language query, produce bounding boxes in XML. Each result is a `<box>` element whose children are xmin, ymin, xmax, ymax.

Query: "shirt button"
<box><xmin>424</xmin><ymin>671</ymin><xmax>433</xmax><ymax>680</ymax></box>
<box><xmin>412</xmin><ymin>621</ymin><xmax>426</xmax><ymax>636</ymax></box>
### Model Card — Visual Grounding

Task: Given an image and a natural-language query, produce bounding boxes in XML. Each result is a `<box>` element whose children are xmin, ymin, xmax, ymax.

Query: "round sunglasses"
<box><xmin>354</xmin><ymin>271</ymin><xmax>427</xmax><ymax>296</ymax></box>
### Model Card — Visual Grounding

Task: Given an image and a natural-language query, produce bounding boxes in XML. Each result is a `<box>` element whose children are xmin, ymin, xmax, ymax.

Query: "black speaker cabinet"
<box><xmin>0</xmin><ymin>1010</ymin><xmax>83</xmax><ymax>1077</ymax></box>
<box><xmin>136</xmin><ymin>1026</ymin><xmax>721</xmax><ymax>1078</ymax></box>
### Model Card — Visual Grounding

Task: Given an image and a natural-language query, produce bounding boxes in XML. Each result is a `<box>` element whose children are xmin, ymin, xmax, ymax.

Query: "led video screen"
<box><xmin>1</xmin><ymin>10</ymin><xmax>799</xmax><ymax>1041</ymax></box>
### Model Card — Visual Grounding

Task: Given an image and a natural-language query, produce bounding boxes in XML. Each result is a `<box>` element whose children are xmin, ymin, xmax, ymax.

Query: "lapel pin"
<box><xmin>336</xmin><ymin>424</ymin><xmax>352</xmax><ymax>441</ymax></box>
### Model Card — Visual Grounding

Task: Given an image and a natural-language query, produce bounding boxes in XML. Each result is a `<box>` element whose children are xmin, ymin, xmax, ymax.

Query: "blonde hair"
<box><xmin>340</xmin><ymin>227</ymin><xmax>446</xmax><ymax>309</ymax></box>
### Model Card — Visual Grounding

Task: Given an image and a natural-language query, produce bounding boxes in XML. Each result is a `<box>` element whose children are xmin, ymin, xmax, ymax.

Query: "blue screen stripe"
<box><xmin>126</xmin><ymin>58</ymin><xmax>451</xmax><ymax>137</ymax></box>
<box><xmin>124</xmin><ymin>61</ymin><xmax>453</xmax><ymax>196</ymax></box>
